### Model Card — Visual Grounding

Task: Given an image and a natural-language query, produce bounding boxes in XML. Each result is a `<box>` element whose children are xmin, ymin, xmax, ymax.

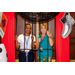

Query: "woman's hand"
<box><xmin>15</xmin><ymin>35</ymin><xmax>20</xmax><ymax>49</ymax></box>
<box><xmin>39</xmin><ymin>38</ymin><xmax>41</xmax><ymax>42</ymax></box>
<box><xmin>47</xmin><ymin>31</ymin><xmax>51</xmax><ymax>37</ymax></box>
<box><xmin>47</xmin><ymin>31</ymin><xmax>54</xmax><ymax>46</ymax></box>
<box><xmin>31</xmin><ymin>36</ymin><xmax>34</xmax><ymax>40</ymax></box>
<box><xmin>15</xmin><ymin>35</ymin><xmax>18</xmax><ymax>40</ymax></box>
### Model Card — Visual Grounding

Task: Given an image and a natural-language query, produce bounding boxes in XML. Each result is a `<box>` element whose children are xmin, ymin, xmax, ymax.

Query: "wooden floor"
<box><xmin>70</xmin><ymin>60</ymin><xmax>75</xmax><ymax>62</ymax></box>
<box><xmin>15</xmin><ymin>59</ymin><xmax>75</xmax><ymax>62</ymax></box>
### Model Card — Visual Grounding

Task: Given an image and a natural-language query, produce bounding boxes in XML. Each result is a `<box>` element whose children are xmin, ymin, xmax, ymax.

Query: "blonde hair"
<box><xmin>40</xmin><ymin>23</ymin><xmax>47</xmax><ymax>30</ymax></box>
<box><xmin>39</xmin><ymin>23</ymin><xmax>49</xmax><ymax>35</ymax></box>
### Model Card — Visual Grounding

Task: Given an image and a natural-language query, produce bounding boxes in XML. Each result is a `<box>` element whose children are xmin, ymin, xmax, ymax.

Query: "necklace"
<box><xmin>25</xmin><ymin>36</ymin><xmax>30</xmax><ymax>48</ymax></box>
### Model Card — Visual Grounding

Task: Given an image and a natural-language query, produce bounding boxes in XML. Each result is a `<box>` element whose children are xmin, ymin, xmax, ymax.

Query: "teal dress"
<box><xmin>38</xmin><ymin>35</ymin><xmax>52</xmax><ymax>62</ymax></box>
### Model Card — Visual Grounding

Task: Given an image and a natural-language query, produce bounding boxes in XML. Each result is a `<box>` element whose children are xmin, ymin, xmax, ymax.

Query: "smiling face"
<box><xmin>40</xmin><ymin>24</ymin><xmax>47</xmax><ymax>34</ymax></box>
<box><xmin>25</xmin><ymin>24</ymin><xmax>31</xmax><ymax>35</ymax></box>
<box><xmin>41</xmin><ymin>26</ymin><xmax>47</xmax><ymax>34</ymax></box>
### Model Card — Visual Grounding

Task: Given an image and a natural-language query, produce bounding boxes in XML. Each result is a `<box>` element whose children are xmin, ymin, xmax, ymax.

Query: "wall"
<box><xmin>17</xmin><ymin>14</ymin><xmax>24</xmax><ymax>36</ymax></box>
<box><xmin>70</xmin><ymin>12</ymin><xmax>75</xmax><ymax>59</ymax></box>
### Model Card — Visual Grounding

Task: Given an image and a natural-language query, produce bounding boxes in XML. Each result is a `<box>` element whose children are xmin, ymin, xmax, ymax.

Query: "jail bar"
<box><xmin>55</xmin><ymin>17</ymin><xmax>56</xmax><ymax>62</ymax></box>
<box><xmin>15</xmin><ymin>12</ymin><xmax>57</xmax><ymax>62</ymax></box>
<box><xmin>23</xmin><ymin>14</ymin><xmax>26</xmax><ymax>62</ymax></box>
<box><xmin>16</xmin><ymin>48</ymin><xmax>55</xmax><ymax>50</ymax></box>
<box><xmin>31</xmin><ymin>13</ymin><xmax>33</xmax><ymax>62</ymax></box>
<box><xmin>15</xmin><ymin>12</ymin><xmax>17</xmax><ymax>59</ymax></box>
<box><xmin>39</xmin><ymin>20</ymin><xmax>40</xmax><ymax>62</ymax></box>
<box><xmin>47</xmin><ymin>19</ymin><xmax>49</xmax><ymax>62</ymax></box>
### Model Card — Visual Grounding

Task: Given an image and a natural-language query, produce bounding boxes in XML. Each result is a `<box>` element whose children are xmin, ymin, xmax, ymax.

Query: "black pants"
<box><xmin>19</xmin><ymin>50</ymin><xmax>34</xmax><ymax>62</ymax></box>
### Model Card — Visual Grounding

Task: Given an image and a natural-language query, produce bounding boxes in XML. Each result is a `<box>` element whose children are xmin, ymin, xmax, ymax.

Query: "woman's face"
<box><xmin>25</xmin><ymin>25</ymin><xmax>31</xmax><ymax>34</ymax></box>
<box><xmin>41</xmin><ymin>26</ymin><xmax>47</xmax><ymax>34</ymax></box>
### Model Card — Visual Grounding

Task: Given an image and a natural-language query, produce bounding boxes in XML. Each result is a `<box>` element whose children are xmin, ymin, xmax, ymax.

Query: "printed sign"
<box><xmin>0</xmin><ymin>12</ymin><xmax>7</xmax><ymax>38</ymax></box>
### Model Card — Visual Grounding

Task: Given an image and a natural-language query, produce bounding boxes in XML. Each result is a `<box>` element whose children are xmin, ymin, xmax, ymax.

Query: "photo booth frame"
<box><xmin>15</xmin><ymin>12</ymin><xmax>58</xmax><ymax>62</ymax></box>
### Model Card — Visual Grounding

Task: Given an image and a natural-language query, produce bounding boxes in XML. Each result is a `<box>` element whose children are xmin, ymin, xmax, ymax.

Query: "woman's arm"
<box><xmin>32</xmin><ymin>41</ymin><xmax>36</xmax><ymax>49</ymax></box>
<box><xmin>47</xmin><ymin>31</ymin><xmax>54</xmax><ymax>46</ymax></box>
<box><xmin>48</xmin><ymin>34</ymin><xmax>54</xmax><ymax>46</ymax></box>
<box><xmin>36</xmin><ymin>37</ymin><xmax>41</xmax><ymax>49</ymax></box>
<box><xmin>36</xmin><ymin>42</ymin><xmax>40</xmax><ymax>49</ymax></box>
<box><xmin>16</xmin><ymin>40</ymin><xmax>20</xmax><ymax>49</ymax></box>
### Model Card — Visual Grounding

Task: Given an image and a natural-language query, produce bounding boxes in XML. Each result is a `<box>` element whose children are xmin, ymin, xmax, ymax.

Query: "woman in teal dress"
<box><xmin>36</xmin><ymin>23</ymin><xmax>54</xmax><ymax>62</ymax></box>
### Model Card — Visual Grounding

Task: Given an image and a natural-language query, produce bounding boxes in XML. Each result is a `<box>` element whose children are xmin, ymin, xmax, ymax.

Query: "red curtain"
<box><xmin>2</xmin><ymin>12</ymin><xmax>15</xmax><ymax>62</ymax></box>
<box><xmin>56</xmin><ymin>12</ymin><xmax>70</xmax><ymax>62</ymax></box>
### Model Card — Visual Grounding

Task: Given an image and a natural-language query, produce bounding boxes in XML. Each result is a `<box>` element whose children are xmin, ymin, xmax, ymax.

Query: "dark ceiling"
<box><xmin>17</xmin><ymin>12</ymin><xmax>59</xmax><ymax>22</ymax></box>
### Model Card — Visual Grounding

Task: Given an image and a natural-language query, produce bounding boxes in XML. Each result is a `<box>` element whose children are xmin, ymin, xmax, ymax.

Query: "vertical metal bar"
<box><xmin>39</xmin><ymin>20</ymin><xmax>40</xmax><ymax>62</ymax></box>
<box><xmin>55</xmin><ymin>17</ymin><xmax>56</xmax><ymax>62</ymax></box>
<box><xmin>47</xmin><ymin>19</ymin><xmax>48</xmax><ymax>62</ymax></box>
<box><xmin>42</xmin><ymin>13</ymin><xmax>43</xmax><ymax>24</ymax></box>
<box><xmin>15</xmin><ymin>12</ymin><xmax>17</xmax><ymax>59</ymax></box>
<box><xmin>23</xmin><ymin>13</ymin><xmax>26</xmax><ymax>62</ymax></box>
<box><xmin>31</xmin><ymin>13</ymin><xmax>33</xmax><ymax>62</ymax></box>
<box><xmin>41</xmin><ymin>15</ymin><xmax>43</xmax><ymax>62</ymax></box>
<box><xmin>15</xmin><ymin>13</ymin><xmax>17</xmax><ymax>36</ymax></box>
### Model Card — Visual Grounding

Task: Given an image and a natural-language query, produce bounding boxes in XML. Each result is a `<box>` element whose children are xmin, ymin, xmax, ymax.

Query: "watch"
<box><xmin>48</xmin><ymin>36</ymin><xmax>51</xmax><ymax>38</ymax></box>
